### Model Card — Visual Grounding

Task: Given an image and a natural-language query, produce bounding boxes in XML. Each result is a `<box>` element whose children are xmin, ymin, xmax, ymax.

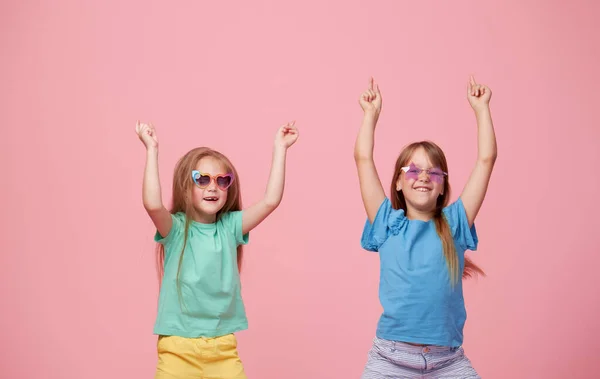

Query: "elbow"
<box><xmin>143</xmin><ymin>202</ymin><xmax>164</xmax><ymax>213</ymax></box>
<box><xmin>354</xmin><ymin>151</ymin><xmax>373</xmax><ymax>162</ymax></box>
<box><xmin>263</xmin><ymin>199</ymin><xmax>280</xmax><ymax>211</ymax></box>
<box><xmin>478</xmin><ymin>153</ymin><xmax>497</xmax><ymax>166</ymax></box>
<box><xmin>262</xmin><ymin>193</ymin><xmax>282</xmax><ymax>211</ymax></box>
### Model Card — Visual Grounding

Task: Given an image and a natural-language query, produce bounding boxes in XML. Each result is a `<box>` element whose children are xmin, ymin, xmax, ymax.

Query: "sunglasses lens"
<box><xmin>429</xmin><ymin>170</ymin><xmax>445</xmax><ymax>183</ymax></box>
<box><xmin>197</xmin><ymin>175</ymin><xmax>211</xmax><ymax>187</ymax></box>
<box><xmin>216</xmin><ymin>175</ymin><xmax>232</xmax><ymax>189</ymax></box>
<box><xmin>405</xmin><ymin>169</ymin><xmax>420</xmax><ymax>181</ymax></box>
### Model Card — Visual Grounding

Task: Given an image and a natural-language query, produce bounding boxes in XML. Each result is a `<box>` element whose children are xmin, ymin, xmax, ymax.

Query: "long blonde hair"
<box><xmin>390</xmin><ymin>141</ymin><xmax>484</xmax><ymax>285</ymax></box>
<box><xmin>156</xmin><ymin>147</ymin><xmax>243</xmax><ymax>288</ymax></box>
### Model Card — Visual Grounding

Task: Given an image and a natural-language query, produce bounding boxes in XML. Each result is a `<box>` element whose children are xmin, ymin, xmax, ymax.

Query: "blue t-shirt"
<box><xmin>361</xmin><ymin>198</ymin><xmax>478</xmax><ymax>347</ymax></box>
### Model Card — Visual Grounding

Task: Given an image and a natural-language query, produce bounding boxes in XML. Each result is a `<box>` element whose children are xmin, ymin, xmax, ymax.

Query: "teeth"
<box><xmin>415</xmin><ymin>188</ymin><xmax>430</xmax><ymax>192</ymax></box>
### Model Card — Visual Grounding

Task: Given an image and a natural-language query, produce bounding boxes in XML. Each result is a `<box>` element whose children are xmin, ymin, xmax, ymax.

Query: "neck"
<box><xmin>405</xmin><ymin>205</ymin><xmax>435</xmax><ymax>221</ymax></box>
<box><xmin>190</xmin><ymin>210</ymin><xmax>216</xmax><ymax>224</ymax></box>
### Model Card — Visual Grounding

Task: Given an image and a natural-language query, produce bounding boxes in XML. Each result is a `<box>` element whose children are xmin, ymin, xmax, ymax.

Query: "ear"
<box><xmin>395</xmin><ymin>176</ymin><xmax>402</xmax><ymax>192</ymax></box>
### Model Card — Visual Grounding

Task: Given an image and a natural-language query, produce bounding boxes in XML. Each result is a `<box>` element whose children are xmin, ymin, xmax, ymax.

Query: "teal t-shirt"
<box><xmin>153</xmin><ymin>211</ymin><xmax>249</xmax><ymax>338</ymax></box>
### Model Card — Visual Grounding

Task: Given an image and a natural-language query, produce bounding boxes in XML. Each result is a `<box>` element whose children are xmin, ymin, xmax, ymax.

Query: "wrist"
<box><xmin>473</xmin><ymin>105</ymin><xmax>491</xmax><ymax>117</ymax></box>
<box><xmin>363</xmin><ymin>110</ymin><xmax>379</xmax><ymax>122</ymax></box>
<box><xmin>273</xmin><ymin>143</ymin><xmax>287</xmax><ymax>153</ymax></box>
<box><xmin>362</xmin><ymin>111</ymin><xmax>379</xmax><ymax>127</ymax></box>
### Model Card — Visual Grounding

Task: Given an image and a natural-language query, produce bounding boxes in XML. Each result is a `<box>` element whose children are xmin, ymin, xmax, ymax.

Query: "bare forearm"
<box><xmin>142</xmin><ymin>147</ymin><xmax>164</xmax><ymax>211</ymax></box>
<box><xmin>475</xmin><ymin>107</ymin><xmax>497</xmax><ymax>164</ymax></box>
<box><xmin>354</xmin><ymin>112</ymin><xmax>379</xmax><ymax>161</ymax></box>
<box><xmin>263</xmin><ymin>145</ymin><xmax>287</xmax><ymax>208</ymax></box>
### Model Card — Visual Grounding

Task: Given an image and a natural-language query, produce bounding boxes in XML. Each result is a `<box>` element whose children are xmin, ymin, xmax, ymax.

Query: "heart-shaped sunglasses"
<box><xmin>191</xmin><ymin>170</ymin><xmax>234</xmax><ymax>191</ymax></box>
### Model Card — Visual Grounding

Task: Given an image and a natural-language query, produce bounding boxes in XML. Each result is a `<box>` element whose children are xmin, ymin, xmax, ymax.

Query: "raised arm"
<box><xmin>460</xmin><ymin>76</ymin><xmax>498</xmax><ymax>227</ymax></box>
<box><xmin>241</xmin><ymin>122</ymin><xmax>299</xmax><ymax>235</ymax></box>
<box><xmin>136</xmin><ymin>121</ymin><xmax>172</xmax><ymax>237</ymax></box>
<box><xmin>354</xmin><ymin>78</ymin><xmax>386</xmax><ymax>223</ymax></box>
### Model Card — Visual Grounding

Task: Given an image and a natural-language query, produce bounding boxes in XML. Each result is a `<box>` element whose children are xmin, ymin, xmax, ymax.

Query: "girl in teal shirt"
<box><xmin>136</xmin><ymin>120</ymin><xmax>299</xmax><ymax>379</ymax></box>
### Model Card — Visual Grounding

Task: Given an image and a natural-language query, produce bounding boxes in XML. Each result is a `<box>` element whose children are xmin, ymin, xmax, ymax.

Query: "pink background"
<box><xmin>2</xmin><ymin>1</ymin><xmax>599</xmax><ymax>378</ymax></box>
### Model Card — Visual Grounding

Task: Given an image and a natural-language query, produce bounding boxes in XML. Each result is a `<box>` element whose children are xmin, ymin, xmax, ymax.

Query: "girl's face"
<box><xmin>396</xmin><ymin>147</ymin><xmax>446</xmax><ymax>216</ymax></box>
<box><xmin>190</xmin><ymin>156</ymin><xmax>232</xmax><ymax>223</ymax></box>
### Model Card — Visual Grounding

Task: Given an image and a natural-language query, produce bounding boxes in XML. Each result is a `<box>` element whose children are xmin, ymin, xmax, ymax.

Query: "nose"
<box><xmin>418</xmin><ymin>170</ymin><xmax>431</xmax><ymax>182</ymax></box>
<box><xmin>206</xmin><ymin>179</ymin><xmax>218</xmax><ymax>191</ymax></box>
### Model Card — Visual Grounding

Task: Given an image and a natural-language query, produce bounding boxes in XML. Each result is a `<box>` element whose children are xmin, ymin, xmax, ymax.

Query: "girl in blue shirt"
<box><xmin>355</xmin><ymin>77</ymin><xmax>497</xmax><ymax>378</ymax></box>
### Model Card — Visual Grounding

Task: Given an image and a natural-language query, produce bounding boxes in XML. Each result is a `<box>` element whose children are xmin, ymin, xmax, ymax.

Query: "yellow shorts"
<box><xmin>155</xmin><ymin>334</ymin><xmax>247</xmax><ymax>379</ymax></box>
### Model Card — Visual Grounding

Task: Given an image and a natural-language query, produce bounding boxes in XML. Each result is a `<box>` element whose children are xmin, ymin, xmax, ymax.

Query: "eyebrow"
<box><xmin>409</xmin><ymin>163</ymin><xmax>439</xmax><ymax>169</ymax></box>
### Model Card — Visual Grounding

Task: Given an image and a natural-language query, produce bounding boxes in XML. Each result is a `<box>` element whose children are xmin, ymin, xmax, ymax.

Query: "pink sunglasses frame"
<box><xmin>191</xmin><ymin>170</ymin><xmax>234</xmax><ymax>190</ymax></box>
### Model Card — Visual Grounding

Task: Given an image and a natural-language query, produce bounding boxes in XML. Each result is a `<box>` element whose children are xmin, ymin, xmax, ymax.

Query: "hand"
<box><xmin>275</xmin><ymin>121</ymin><xmax>299</xmax><ymax>149</ymax></box>
<box><xmin>467</xmin><ymin>75</ymin><xmax>492</xmax><ymax>113</ymax></box>
<box><xmin>136</xmin><ymin>120</ymin><xmax>158</xmax><ymax>149</ymax></box>
<box><xmin>359</xmin><ymin>77</ymin><xmax>382</xmax><ymax>116</ymax></box>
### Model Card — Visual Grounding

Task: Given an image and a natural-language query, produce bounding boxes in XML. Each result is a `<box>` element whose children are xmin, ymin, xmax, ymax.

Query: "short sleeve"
<box><xmin>220</xmin><ymin>211</ymin><xmax>249</xmax><ymax>246</ymax></box>
<box><xmin>154</xmin><ymin>212</ymin><xmax>185</xmax><ymax>245</ymax></box>
<box><xmin>360</xmin><ymin>198</ymin><xmax>394</xmax><ymax>252</ymax></box>
<box><xmin>443</xmin><ymin>198</ymin><xmax>478</xmax><ymax>251</ymax></box>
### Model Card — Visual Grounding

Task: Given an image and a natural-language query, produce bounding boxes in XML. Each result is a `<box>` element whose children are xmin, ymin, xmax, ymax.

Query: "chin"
<box><xmin>201</xmin><ymin>207</ymin><xmax>223</xmax><ymax>216</ymax></box>
<box><xmin>206</xmin><ymin>204</ymin><xmax>225</xmax><ymax>215</ymax></box>
<box><xmin>194</xmin><ymin>203</ymin><xmax>225</xmax><ymax>216</ymax></box>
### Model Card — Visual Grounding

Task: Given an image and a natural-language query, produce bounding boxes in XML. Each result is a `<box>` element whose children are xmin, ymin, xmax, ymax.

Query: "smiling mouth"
<box><xmin>414</xmin><ymin>187</ymin><xmax>431</xmax><ymax>192</ymax></box>
<box><xmin>203</xmin><ymin>197</ymin><xmax>219</xmax><ymax>201</ymax></box>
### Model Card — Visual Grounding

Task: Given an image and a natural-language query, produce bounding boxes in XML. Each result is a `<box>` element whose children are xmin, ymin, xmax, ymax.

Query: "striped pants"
<box><xmin>362</xmin><ymin>337</ymin><xmax>480</xmax><ymax>378</ymax></box>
